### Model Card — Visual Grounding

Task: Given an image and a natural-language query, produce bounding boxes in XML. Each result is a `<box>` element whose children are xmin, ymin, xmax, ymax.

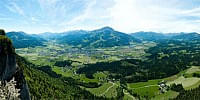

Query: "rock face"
<box><xmin>0</xmin><ymin>31</ymin><xmax>30</xmax><ymax>100</ymax></box>
<box><xmin>0</xmin><ymin>54</ymin><xmax>17</xmax><ymax>80</ymax></box>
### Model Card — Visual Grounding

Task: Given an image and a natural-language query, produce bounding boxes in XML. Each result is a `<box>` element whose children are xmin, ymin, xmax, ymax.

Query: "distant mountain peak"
<box><xmin>188</xmin><ymin>32</ymin><xmax>199</xmax><ymax>35</ymax></box>
<box><xmin>7</xmin><ymin>31</ymin><xmax>46</xmax><ymax>48</ymax></box>
<box><xmin>9</xmin><ymin>31</ymin><xmax>27</xmax><ymax>35</ymax></box>
<box><xmin>93</xmin><ymin>26</ymin><xmax>114</xmax><ymax>32</ymax></box>
<box><xmin>100</xmin><ymin>26</ymin><xmax>114</xmax><ymax>30</ymax></box>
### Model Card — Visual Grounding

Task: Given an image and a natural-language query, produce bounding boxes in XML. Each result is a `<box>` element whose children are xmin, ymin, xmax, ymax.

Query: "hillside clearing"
<box><xmin>167</xmin><ymin>76</ymin><xmax>200</xmax><ymax>89</ymax></box>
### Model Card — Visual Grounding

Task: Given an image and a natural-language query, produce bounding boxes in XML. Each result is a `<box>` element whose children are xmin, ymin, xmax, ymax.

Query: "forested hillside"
<box><xmin>7</xmin><ymin>32</ymin><xmax>46</xmax><ymax>48</ymax></box>
<box><xmin>175</xmin><ymin>86</ymin><xmax>200</xmax><ymax>100</ymax></box>
<box><xmin>16</xmin><ymin>55</ymin><xmax>125</xmax><ymax>99</ymax></box>
<box><xmin>57</xmin><ymin>27</ymin><xmax>141</xmax><ymax>48</ymax></box>
<box><xmin>77</xmin><ymin>38</ymin><xmax>200</xmax><ymax>83</ymax></box>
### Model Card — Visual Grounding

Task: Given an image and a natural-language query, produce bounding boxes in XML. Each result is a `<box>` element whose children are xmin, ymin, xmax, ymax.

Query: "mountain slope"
<box><xmin>16</xmin><ymin>56</ymin><xmax>107</xmax><ymax>99</ymax></box>
<box><xmin>7</xmin><ymin>32</ymin><xmax>46</xmax><ymax>48</ymax></box>
<box><xmin>37</xmin><ymin>32</ymin><xmax>61</xmax><ymax>40</ymax></box>
<box><xmin>171</xmin><ymin>32</ymin><xmax>200</xmax><ymax>41</ymax></box>
<box><xmin>37</xmin><ymin>30</ymin><xmax>88</xmax><ymax>40</ymax></box>
<box><xmin>131</xmin><ymin>32</ymin><xmax>168</xmax><ymax>41</ymax></box>
<box><xmin>58</xmin><ymin>27</ymin><xmax>141</xmax><ymax>48</ymax></box>
<box><xmin>131</xmin><ymin>32</ymin><xmax>200</xmax><ymax>42</ymax></box>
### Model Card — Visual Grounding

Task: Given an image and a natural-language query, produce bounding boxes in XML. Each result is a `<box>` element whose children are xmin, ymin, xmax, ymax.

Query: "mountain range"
<box><xmin>7</xmin><ymin>32</ymin><xmax>46</xmax><ymax>48</ymax></box>
<box><xmin>6</xmin><ymin>27</ymin><xmax>200</xmax><ymax>48</ymax></box>
<box><xmin>56</xmin><ymin>27</ymin><xmax>141</xmax><ymax>48</ymax></box>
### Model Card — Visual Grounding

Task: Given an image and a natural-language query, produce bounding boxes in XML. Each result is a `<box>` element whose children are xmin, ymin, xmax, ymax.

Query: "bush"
<box><xmin>170</xmin><ymin>84</ymin><xmax>184</xmax><ymax>92</ymax></box>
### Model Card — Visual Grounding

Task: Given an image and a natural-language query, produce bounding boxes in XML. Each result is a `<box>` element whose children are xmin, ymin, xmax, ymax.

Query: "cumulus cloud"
<box><xmin>109</xmin><ymin>0</ymin><xmax>200</xmax><ymax>33</ymax></box>
<box><xmin>1</xmin><ymin>0</ymin><xmax>200</xmax><ymax>33</ymax></box>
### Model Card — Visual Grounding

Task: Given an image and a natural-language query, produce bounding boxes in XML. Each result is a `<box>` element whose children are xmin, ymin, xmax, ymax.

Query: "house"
<box><xmin>158</xmin><ymin>80</ymin><xmax>169</xmax><ymax>93</ymax></box>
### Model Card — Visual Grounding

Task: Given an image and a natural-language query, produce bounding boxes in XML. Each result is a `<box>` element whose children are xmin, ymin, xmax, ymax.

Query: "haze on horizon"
<box><xmin>0</xmin><ymin>0</ymin><xmax>200</xmax><ymax>34</ymax></box>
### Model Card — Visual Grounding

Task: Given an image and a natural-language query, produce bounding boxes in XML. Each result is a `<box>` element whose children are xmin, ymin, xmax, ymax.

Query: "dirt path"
<box><xmin>123</xmin><ymin>89</ymin><xmax>136</xmax><ymax>100</ymax></box>
<box><xmin>100</xmin><ymin>82</ymin><xmax>115</xmax><ymax>96</ymax></box>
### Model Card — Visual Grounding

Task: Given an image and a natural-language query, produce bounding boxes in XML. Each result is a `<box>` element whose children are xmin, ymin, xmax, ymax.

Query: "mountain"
<box><xmin>37</xmin><ymin>30</ymin><xmax>88</xmax><ymax>40</ymax></box>
<box><xmin>171</xmin><ymin>32</ymin><xmax>200</xmax><ymax>41</ymax></box>
<box><xmin>37</xmin><ymin>32</ymin><xmax>60</xmax><ymax>40</ymax></box>
<box><xmin>60</xmin><ymin>30</ymin><xmax>89</xmax><ymax>36</ymax></box>
<box><xmin>6</xmin><ymin>32</ymin><xmax>46</xmax><ymax>48</ymax></box>
<box><xmin>131</xmin><ymin>31</ymin><xmax>200</xmax><ymax>42</ymax></box>
<box><xmin>131</xmin><ymin>31</ymin><xmax>168</xmax><ymax>41</ymax></box>
<box><xmin>57</xmin><ymin>27</ymin><xmax>141</xmax><ymax>48</ymax></box>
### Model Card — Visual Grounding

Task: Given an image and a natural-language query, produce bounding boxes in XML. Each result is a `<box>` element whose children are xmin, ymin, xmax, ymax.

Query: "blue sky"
<box><xmin>0</xmin><ymin>0</ymin><xmax>200</xmax><ymax>34</ymax></box>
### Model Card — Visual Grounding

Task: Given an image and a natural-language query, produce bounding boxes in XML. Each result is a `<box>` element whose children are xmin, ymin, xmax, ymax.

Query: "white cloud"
<box><xmin>58</xmin><ymin>0</ymin><xmax>114</xmax><ymax>31</ymax></box>
<box><xmin>109</xmin><ymin>0</ymin><xmax>200</xmax><ymax>33</ymax></box>
<box><xmin>180</xmin><ymin>7</ymin><xmax>200</xmax><ymax>17</ymax></box>
<box><xmin>63</xmin><ymin>0</ymin><xmax>97</xmax><ymax>26</ymax></box>
<box><xmin>6</xmin><ymin>2</ymin><xmax>25</xmax><ymax>16</ymax></box>
<box><xmin>2</xmin><ymin>0</ymin><xmax>200</xmax><ymax>33</ymax></box>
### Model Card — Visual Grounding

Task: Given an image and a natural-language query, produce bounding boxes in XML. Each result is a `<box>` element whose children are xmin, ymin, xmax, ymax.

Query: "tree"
<box><xmin>0</xmin><ymin>29</ymin><xmax>6</xmax><ymax>35</ymax></box>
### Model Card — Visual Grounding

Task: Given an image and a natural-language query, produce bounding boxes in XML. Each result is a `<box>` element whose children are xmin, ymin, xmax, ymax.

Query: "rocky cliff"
<box><xmin>0</xmin><ymin>29</ymin><xmax>30</xmax><ymax>100</ymax></box>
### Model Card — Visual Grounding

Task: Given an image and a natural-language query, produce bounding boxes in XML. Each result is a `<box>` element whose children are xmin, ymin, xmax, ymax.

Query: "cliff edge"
<box><xmin>0</xmin><ymin>29</ymin><xmax>30</xmax><ymax>100</ymax></box>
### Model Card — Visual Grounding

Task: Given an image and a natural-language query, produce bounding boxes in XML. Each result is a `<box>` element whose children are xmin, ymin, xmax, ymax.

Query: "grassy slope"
<box><xmin>86</xmin><ymin>82</ymin><xmax>119</xmax><ymax>98</ymax></box>
<box><xmin>104</xmin><ymin>83</ymin><xmax>118</xmax><ymax>98</ymax></box>
<box><xmin>86</xmin><ymin>82</ymin><xmax>113</xmax><ymax>96</ymax></box>
<box><xmin>128</xmin><ymin>80</ymin><xmax>161</xmax><ymax>98</ymax></box>
<box><xmin>127</xmin><ymin>66</ymin><xmax>200</xmax><ymax>99</ymax></box>
<box><xmin>166</xmin><ymin>66</ymin><xmax>200</xmax><ymax>90</ymax></box>
<box><xmin>151</xmin><ymin>90</ymin><xmax>179</xmax><ymax>100</ymax></box>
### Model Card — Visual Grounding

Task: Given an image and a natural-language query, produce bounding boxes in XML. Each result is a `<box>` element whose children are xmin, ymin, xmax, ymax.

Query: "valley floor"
<box><xmin>15</xmin><ymin>41</ymin><xmax>200</xmax><ymax>99</ymax></box>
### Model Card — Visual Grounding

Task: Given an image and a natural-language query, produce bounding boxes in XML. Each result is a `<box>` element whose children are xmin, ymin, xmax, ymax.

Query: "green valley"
<box><xmin>1</xmin><ymin>1</ymin><xmax>200</xmax><ymax>99</ymax></box>
<box><xmin>2</xmin><ymin>27</ymin><xmax>200</xmax><ymax>100</ymax></box>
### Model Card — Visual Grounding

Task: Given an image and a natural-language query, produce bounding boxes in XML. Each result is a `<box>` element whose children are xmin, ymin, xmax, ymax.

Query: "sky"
<box><xmin>0</xmin><ymin>0</ymin><xmax>200</xmax><ymax>34</ymax></box>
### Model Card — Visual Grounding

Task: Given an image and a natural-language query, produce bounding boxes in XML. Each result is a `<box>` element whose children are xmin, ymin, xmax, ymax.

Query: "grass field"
<box><xmin>52</xmin><ymin>66</ymin><xmax>74</xmax><ymax>77</ymax></box>
<box><xmin>166</xmin><ymin>66</ymin><xmax>200</xmax><ymax>90</ymax></box>
<box><xmin>167</xmin><ymin>76</ymin><xmax>200</xmax><ymax>89</ymax></box>
<box><xmin>185</xmin><ymin>66</ymin><xmax>200</xmax><ymax>74</ymax></box>
<box><xmin>128</xmin><ymin>80</ymin><xmax>161</xmax><ymax>98</ymax></box>
<box><xmin>123</xmin><ymin>89</ymin><xmax>137</xmax><ymax>100</ymax></box>
<box><xmin>134</xmin><ymin>86</ymin><xmax>159</xmax><ymax>98</ymax></box>
<box><xmin>185</xmin><ymin>80</ymin><xmax>200</xmax><ymax>90</ymax></box>
<box><xmin>151</xmin><ymin>90</ymin><xmax>179</xmax><ymax>100</ymax></box>
<box><xmin>127</xmin><ymin>66</ymin><xmax>200</xmax><ymax>99</ymax></box>
<box><xmin>183</xmin><ymin>66</ymin><xmax>200</xmax><ymax>78</ymax></box>
<box><xmin>86</xmin><ymin>82</ymin><xmax>118</xmax><ymax>98</ymax></box>
<box><xmin>128</xmin><ymin>79</ymin><xmax>161</xmax><ymax>88</ymax></box>
<box><xmin>103</xmin><ymin>83</ymin><xmax>118</xmax><ymax>98</ymax></box>
<box><xmin>123</xmin><ymin>94</ymin><xmax>134</xmax><ymax>100</ymax></box>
